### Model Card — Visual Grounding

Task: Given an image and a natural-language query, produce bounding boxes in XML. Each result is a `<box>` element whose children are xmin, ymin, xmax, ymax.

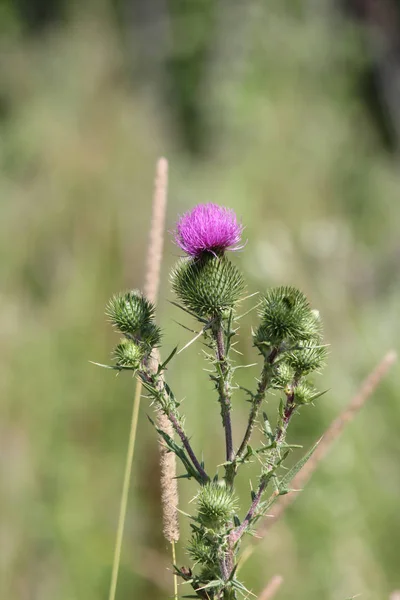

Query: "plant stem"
<box><xmin>140</xmin><ymin>368</ymin><xmax>209</xmax><ymax>483</ymax></box>
<box><xmin>215</xmin><ymin>324</ymin><xmax>234</xmax><ymax>465</ymax></box>
<box><xmin>230</xmin><ymin>476</ymin><xmax>268</xmax><ymax>544</ymax></box>
<box><xmin>168</xmin><ymin>409</ymin><xmax>209</xmax><ymax>483</ymax></box>
<box><xmin>230</xmin><ymin>388</ymin><xmax>297</xmax><ymax>547</ymax></box>
<box><xmin>172</xmin><ymin>541</ymin><xmax>178</xmax><ymax>600</ymax></box>
<box><xmin>108</xmin><ymin>380</ymin><xmax>142</xmax><ymax>600</ymax></box>
<box><xmin>235</xmin><ymin>347</ymin><xmax>278</xmax><ymax>464</ymax></box>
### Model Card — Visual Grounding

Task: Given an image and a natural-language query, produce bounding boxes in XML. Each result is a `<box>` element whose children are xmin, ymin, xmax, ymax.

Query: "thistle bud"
<box><xmin>106</xmin><ymin>290</ymin><xmax>155</xmax><ymax>336</ymax></box>
<box><xmin>254</xmin><ymin>286</ymin><xmax>322</xmax><ymax>350</ymax></box>
<box><xmin>270</xmin><ymin>362</ymin><xmax>294</xmax><ymax>390</ymax></box>
<box><xmin>285</xmin><ymin>345</ymin><xmax>328</xmax><ymax>376</ymax></box>
<box><xmin>171</xmin><ymin>254</ymin><xmax>245</xmax><ymax>319</ymax></box>
<box><xmin>293</xmin><ymin>380</ymin><xmax>318</xmax><ymax>405</ymax></box>
<box><xmin>113</xmin><ymin>339</ymin><xmax>145</xmax><ymax>369</ymax></box>
<box><xmin>106</xmin><ymin>290</ymin><xmax>161</xmax><ymax>355</ymax></box>
<box><xmin>196</xmin><ymin>482</ymin><xmax>238</xmax><ymax>530</ymax></box>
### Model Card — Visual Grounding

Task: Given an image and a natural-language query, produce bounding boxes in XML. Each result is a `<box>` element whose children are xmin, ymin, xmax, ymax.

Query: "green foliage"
<box><xmin>171</xmin><ymin>254</ymin><xmax>245</xmax><ymax>319</ymax></box>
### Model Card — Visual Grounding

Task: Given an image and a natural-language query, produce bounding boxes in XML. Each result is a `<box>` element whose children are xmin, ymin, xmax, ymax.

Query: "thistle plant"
<box><xmin>101</xmin><ymin>202</ymin><xmax>328</xmax><ymax>599</ymax></box>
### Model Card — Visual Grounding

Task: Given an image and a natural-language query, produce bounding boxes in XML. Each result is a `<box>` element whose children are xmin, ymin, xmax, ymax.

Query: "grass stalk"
<box><xmin>108</xmin><ymin>157</ymin><xmax>170</xmax><ymax>600</ymax></box>
<box><xmin>258</xmin><ymin>575</ymin><xmax>283</xmax><ymax>600</ymax></box>
<box><xmin>172</xmin><ymin>541</ymin><xmax>178</xmax><ymax>600</ymax></box>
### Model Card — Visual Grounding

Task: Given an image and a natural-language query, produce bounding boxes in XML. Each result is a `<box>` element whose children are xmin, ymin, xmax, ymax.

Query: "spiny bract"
<box><xmin>105</xmin><ymin>290</ymin><xmax>155</xmax><ymax>336</ymax></box>
<box><xmin>196</xmin><ymin>482</ymin><xmax>238</xmax><ymax>529</ymax></box>
<box><xmin>113</xmin><ymin>339</ymin><xmax>144</xmax><ymax>369</ymax></box>
<box><xmin>171</xmin><ymin>254</ymin><xmax>245</xmax><ymax>319</ymax></box>
<box><xmin>255</xmin><ymin>286</ymin><xmax>322</xmax><ymax>348</ymax></box>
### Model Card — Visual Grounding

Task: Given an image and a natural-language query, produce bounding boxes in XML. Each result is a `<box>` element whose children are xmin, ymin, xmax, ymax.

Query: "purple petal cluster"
<box><xmin>174</xmin><ymin>203</ymin><xmax>243</xmax><ymax>257</ymax></box>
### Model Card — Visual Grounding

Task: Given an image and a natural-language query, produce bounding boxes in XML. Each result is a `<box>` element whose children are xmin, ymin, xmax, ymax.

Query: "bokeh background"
<box><xmin>1</xmin><ymin>1</ymin><xmax>399</xmax><ymax>599</ymax></box>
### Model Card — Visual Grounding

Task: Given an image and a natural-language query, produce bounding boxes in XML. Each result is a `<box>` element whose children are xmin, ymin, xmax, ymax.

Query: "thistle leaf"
<box><xmin>158</xmin><ymin>346</ymin><xmax>178</xmax><ymax>371</ymax></box>
<box><xmin>279</xmin><ymin>439</ymin><xmax>320</xmax><ymax>491</ymax></box>
<box><xmin>147</xmin><ymin>415</ymin><xmax>202</xmax><ymax>483</ymax></box>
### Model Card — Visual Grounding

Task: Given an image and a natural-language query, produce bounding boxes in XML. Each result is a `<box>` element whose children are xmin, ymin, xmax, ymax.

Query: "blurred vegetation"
<box><xmin>1</xmin><ymin>1</ymin><xmax>400</xmax><ymax>600</ymax></box>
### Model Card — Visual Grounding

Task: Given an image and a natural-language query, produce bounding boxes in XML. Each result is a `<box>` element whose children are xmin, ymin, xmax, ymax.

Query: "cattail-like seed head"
<box><xmin>158</xmin><ymin>411</ymin><xmax>180</xmax><ymax>543</ymax></box>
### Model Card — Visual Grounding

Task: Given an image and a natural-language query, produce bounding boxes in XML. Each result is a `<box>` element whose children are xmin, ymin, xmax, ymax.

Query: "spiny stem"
<box><xmin>235</xmin><ymin>347</ymin><xmax>278</xmax><ymax>464</ymax></box>
<box><xmin>215</xmin><ymin>325</ymin><xmax>234</xmax><ymax>464</ymax></box>
<box><xmin>230</xmin><ymin>477</ymin><xmax>269</xmax><ymax>544</ymax></box>
<box><xmin>230</xmin><ymin>389</ymin><xmax>297</xmax><ymax>547</ymax></box>
<box><xmin>108</xmin><ymin>380</ymin><xmax>142</xmax><ymax>600</ymax></box>
<box><xmin>168</xmin><ymin>410</ymin><xmax>209</xmax><ymax>483</ymax></box>
<box><xmin>139</xmin><ymin>367</ymin><xmax>209</xmax><ymax>483</ymax></box>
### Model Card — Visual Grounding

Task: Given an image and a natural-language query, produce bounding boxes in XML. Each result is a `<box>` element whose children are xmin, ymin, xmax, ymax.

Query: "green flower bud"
<box><xmin>270</xmin><ymin>362</ymin><xmax>294</xmax><ymax>390</ymax></box>
<box><xmin>196</xmin><ymin>482</ymin><xmax>238</xmax><ymax>530</ymax></box>
<box><xmin>106</xmin><ymin>290</ymin><xmax>155</xmax><ymax>336</ymax></box>
<box><xmin>113</xmin><ymin>339</ymin><xmax>145</xmax><ymax>369</ymax></box>
<box><xmin>171</xmin><ymin>254</ymin><xmax>245</xmax><ymax>319</ymax></box>
<box><xmin>293</xmin><ymin>380</ymin><xmax>318</xmax><ymax>405</ymax></box>
<box><xmin>140</xmin><ymin>322</ymin><xmax>162</xmax><ymax>351</ymax></box>
<box><xmin>187</xmin><ymin>533</ymin><xmax>217</xmax><ymax>567</ymax></box>
<box><xmin>286</xmin><ymin>345</ymin><xmax>328</xmax><ymax>376</ymax></box>
<box><xmin>255</xmin><ymin>287</ymin><xmax>323</xmax><ymax>349</ymax></box>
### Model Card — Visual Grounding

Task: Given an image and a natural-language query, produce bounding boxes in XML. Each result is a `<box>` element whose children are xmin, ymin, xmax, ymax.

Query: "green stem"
<box><xmin>235</xmin><ymin>347</ymin><xmax>278</xmax><ymax>464</ymax></box>
<box><xmin>230</xmin><ymin>388</ymin><xmax>297</xmax><ymax>548</ymax></box>
<box><xmin>108</xmin><ymin>381</ymin><xmax>142</xmax><ymax>600</ymax></box>
<box><xmin>140</xmin><ymin>370</ymin><xmax>210</xmax><ymax>483</ymax></box>
<box><xmin>211</xmin><ymin>319</ymin><xmax>236</xmax><ymax>487</ymax></box>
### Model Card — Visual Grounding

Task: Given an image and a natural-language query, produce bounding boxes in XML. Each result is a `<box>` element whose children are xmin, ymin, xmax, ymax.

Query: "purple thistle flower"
<box><xmin>174</xmin><ymin>203</ymin><xmax>243</xmax><ymax>257</ymax></box>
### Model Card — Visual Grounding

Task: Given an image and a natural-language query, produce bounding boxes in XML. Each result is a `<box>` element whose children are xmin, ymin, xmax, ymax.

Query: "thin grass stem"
<box><xmin>172</xmin><ymin>541</ymin><xmax>178</xmax><ymax>600</ymax></box>
<box><xmin>108</xmin><ymin>157</ymin><xmax>170</xmax><ymax>600</ymax></box>
<box><xmin>108</xmin><ymin>380</ymin><xmax>142</xmax><ymax>600</ymax></box>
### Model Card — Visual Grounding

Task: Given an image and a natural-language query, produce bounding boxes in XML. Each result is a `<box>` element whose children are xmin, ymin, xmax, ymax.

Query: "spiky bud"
<box><xmin>254</xmin><ymin>287</ymin><xmax>322</xmax><ymax>350</ymax></box>
<box><xmin>293</xmin><ymin>380</ymin><xmax>318</xmax><ymax>405</ymax></box>
<box><xmin>196</xmin><ymin>482</ymin><xmax>238</xmax><ymax>530</ymax></box>
<box><xmin>171</xmin><ymin>254</ymin><xmax>245</xmax><ymax>319</ymax></box>
<box><xmin>106</xmin><ymin>290</ymin><xmax>155</xmax><ymax>336</ymax></box>
<box><xmin>113</xmin><ymin>339</ymin><xmax>144</xmax><ymax>369</ymax></box>
<box><xmin>105</xmin><ymin>290</ymin><xmax>161</xmax><ymax>351</ymax></box>
<box><xmin>285</xmin><ymin>345</ymin><xmax>327</xmax><ymax>376</ymax></box>
<box><xmin>187</xmin><ymin>533</ymin><xmax>217</xmax><ymax>567</ymax></box>
<box><xmin>270</xmin><ymin>362</ymin><xmax>294</xmax><ymax>390</ymax></box>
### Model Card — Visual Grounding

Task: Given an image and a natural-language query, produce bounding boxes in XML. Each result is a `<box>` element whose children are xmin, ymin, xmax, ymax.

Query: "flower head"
<box><xmin>174</xmin><ymin>203</ymin><xmax>243</xmax><ymax>257</ymax></box>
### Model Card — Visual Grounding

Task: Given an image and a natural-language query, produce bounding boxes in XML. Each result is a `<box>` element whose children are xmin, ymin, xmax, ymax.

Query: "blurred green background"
<box><xmin>1</xmin><ymin>1</ymin><xmax>399</xmax><ymax>599</ymax></box>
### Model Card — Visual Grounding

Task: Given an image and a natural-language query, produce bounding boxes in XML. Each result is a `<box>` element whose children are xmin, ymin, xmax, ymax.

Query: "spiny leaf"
<box><xmin>279</xmin><ymin>438</ymin><xmax>320</xmax><ymax>491</ymax></box>
<box><xmin>147</xmin><ymin>415</ymin><xmax>202</xmax><ymax>483</ymax></box>
<box><xmin>158</xmin><ymin>346</ymin><xmax>178</xmax><ymax>371</ymax></box>
<box><xmin>196</xmin><ymin>579</ymin><xmax>224</xmax><ymax>591</ymax></box>
<box><xmin>169</xmin><ymin>299</ymin><xmax>209</xmax><ymax>323</ymax></box>
<box><xmin>89</xmin><ymin>361</ymin><xmax>124</xmax><ymax>370</ymax></box>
